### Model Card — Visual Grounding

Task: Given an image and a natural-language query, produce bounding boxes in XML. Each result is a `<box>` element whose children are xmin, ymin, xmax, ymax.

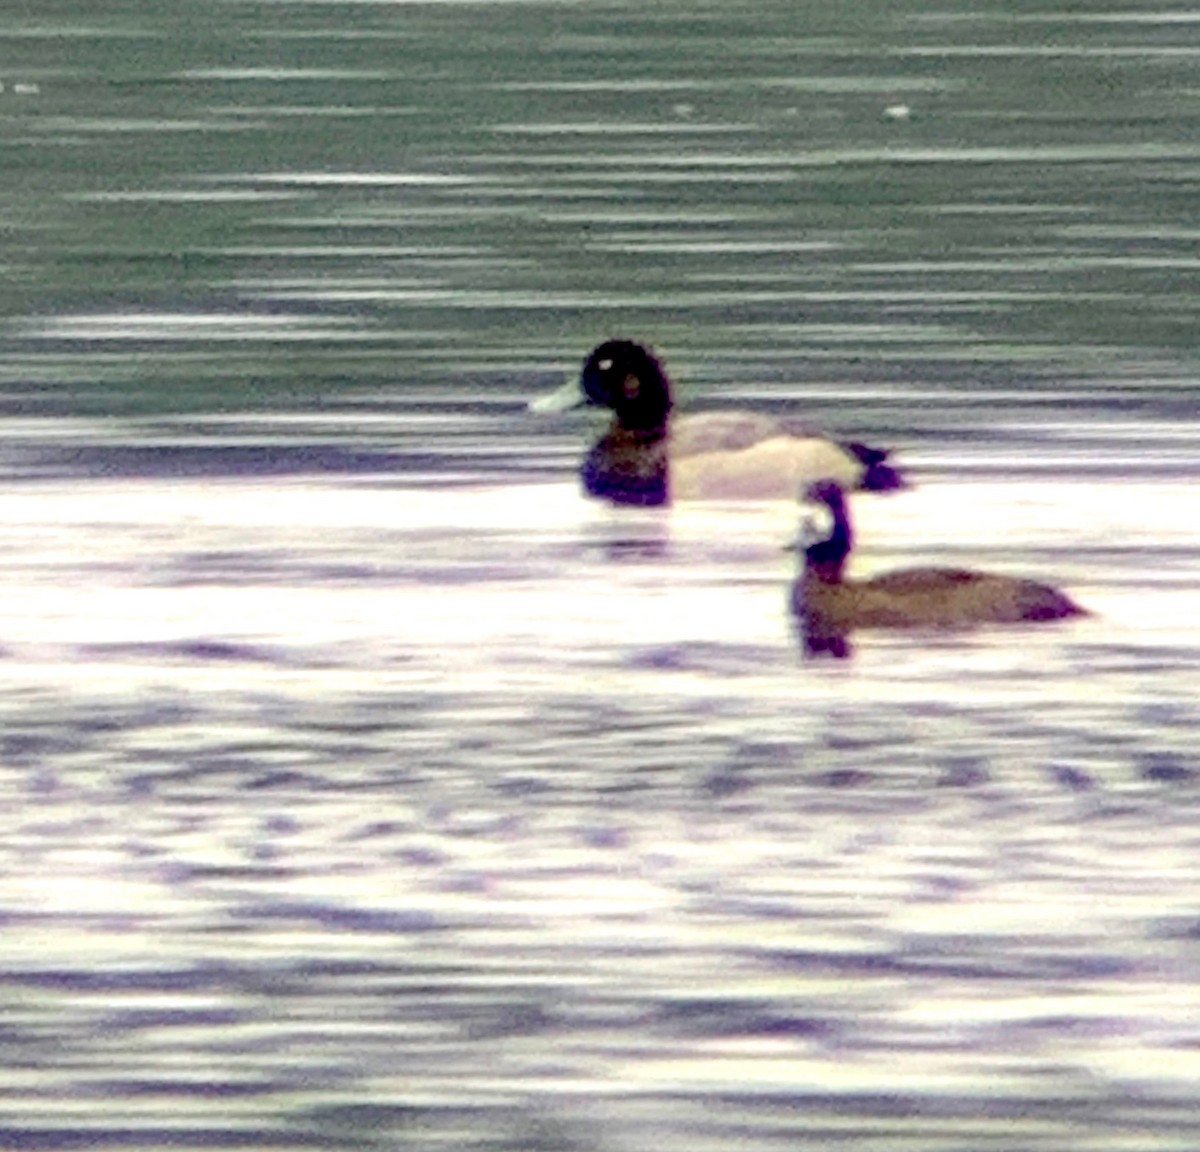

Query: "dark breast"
<box><xmin>582</xmin><ymin>429</ymin><xmax>669</xmax><ymax>506</ymax></box>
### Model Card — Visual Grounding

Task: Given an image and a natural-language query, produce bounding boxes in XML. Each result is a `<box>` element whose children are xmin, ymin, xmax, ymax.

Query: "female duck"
<box><xmin>793</xmin><ymin>480</ymin><xmax>1088</xmax><ymax>657</ymax></box>
<box><xmin>531</xmin><ymin>340</ymin><xmax>904</xmax><ymax>506</ymax></box>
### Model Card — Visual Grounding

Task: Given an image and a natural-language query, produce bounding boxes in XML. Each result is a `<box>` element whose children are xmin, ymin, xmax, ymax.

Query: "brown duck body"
<box><xmin>533</xmin><ymin>340</ymin><xmax>904</xmax><ymax>507</ymax></box>
<box><xmin>793</xmin><ymin>481</ymin><xmax>1088</xmax><ymax>656</ymax></box>
<box><xmin>796</xmin><ymin>566</ymin><xmax>1087</xmax><ymax>631</ymax></box>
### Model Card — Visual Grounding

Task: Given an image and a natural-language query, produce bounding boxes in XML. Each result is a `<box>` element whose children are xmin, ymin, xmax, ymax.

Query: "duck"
<box><xmin>792</xmin><ymin>479</ymin><xmax>1088</xmax><ymax>658</ymax></box>
<box><xmin>530</xmin><ymin>339</ymin><xmax>904</xmax><ymax>506</ymax></box>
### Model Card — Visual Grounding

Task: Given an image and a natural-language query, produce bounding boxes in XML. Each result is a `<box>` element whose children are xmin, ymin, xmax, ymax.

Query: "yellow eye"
<box><xmin>622</xmin><ymin>374</ymin><xmax>640</xmax><ymax>399</ymax></box>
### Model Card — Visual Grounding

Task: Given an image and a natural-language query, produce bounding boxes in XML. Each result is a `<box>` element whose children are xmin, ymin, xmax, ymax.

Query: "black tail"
<box><xmin>842</xmin><ymin>440</ymin><xmax>906</xmax><ymax>493</ymax></box>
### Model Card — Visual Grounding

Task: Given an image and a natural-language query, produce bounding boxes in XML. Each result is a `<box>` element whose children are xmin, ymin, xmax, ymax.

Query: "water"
<box><xmin>2</xmin><ymin>3</ymin><xmax>1200</xmax><ymax>1149</ymax></box>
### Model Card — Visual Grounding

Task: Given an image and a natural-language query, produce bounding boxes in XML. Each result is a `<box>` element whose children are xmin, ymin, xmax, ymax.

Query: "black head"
<box><xmin>580</xmin><ymin>340</ymin><xmax>673</xmax><ymax>433</ymax></box>
<box><xmin>799</xmin><ymin>479</ymin><xmax>853</xmax><ymax>578</ymax></box>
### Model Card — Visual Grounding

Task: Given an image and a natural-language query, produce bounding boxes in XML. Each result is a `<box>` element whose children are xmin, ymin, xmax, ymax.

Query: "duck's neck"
<box><xmin>804</xmin><ymin>499</ymin><xmax>852</xmax><ymax>583</ymax></box>
<box><xmin>618</xmin><ymin>418</ymin><xmax>668</xmax><ymax>443</ymax></box>
<box><xmin>805</xmin><ymin>554</ymin><xmax>847</xmax><ymax>583</ymax></box>
<box><xmin>616</xmin><ymin>401</ymin><xmax>670</xmax><ymax>436</ymax></box>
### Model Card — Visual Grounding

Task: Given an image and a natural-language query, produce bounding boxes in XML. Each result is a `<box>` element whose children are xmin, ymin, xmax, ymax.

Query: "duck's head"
<box><xmin>530</xmin><ymin>340</ymin><xmax>673</xmax><ymax>434</ymax></box>
<box><xmin>795</xmin><ymin>479</ymin><xmax>853</xmax><ymax>578</ymax></box>
<box><xmin>580</xmin><ymin>340</ymin><xmax>672</xmax><ymax>431</ymax></box>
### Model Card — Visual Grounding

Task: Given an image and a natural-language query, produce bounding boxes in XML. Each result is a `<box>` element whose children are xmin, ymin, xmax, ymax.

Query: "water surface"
<box><xmin>1</xmin><ymin>2</ymin><xmax>1199</xmax><ymax>1149</ymax></box>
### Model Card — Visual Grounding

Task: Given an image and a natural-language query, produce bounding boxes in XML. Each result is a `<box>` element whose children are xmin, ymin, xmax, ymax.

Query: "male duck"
<box><xmin>792</xmin><ymin>480</ymin><xmax>1088</xmax><ymax>657</ymax></box>
<box><xmin>531</xmin><ymin>340</ymin><xmax>904</xmax><ymax>506</ymax></box>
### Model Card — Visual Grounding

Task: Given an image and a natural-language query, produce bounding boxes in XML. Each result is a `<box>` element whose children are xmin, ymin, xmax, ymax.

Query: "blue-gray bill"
<box><xmin>529</xmin><ymin>377</ymin><xmax>587</xmax><ymax>414</ymax></box>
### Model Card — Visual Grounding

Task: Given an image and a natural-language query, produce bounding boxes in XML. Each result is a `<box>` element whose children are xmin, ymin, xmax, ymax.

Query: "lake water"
<box><xmin>2</xmin><ymin>3</ymin><xmax>1200</xmax><ymax>1149</ymax></box>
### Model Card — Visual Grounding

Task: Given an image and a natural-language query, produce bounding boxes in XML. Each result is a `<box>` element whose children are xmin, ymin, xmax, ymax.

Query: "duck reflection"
<box><xmin>791</xmin><ymin>480</ymin><xmax>1088</xmax><ymax>658</ymax></box>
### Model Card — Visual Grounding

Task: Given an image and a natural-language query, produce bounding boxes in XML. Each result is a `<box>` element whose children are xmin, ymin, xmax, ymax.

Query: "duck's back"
<box><xmin>670</xmin><ymin>412</ymin><xmax>864</xmax><ymax>500</ymax></box>
<box><xmin>669</xmin><ymin>412</ymin><xmax>808</xmax><ymax>457</ymax></box>
<box><xmin>854</xmin><ymin>568</ymin><xmax>1086</xmax><ymax>628</ymax></box>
